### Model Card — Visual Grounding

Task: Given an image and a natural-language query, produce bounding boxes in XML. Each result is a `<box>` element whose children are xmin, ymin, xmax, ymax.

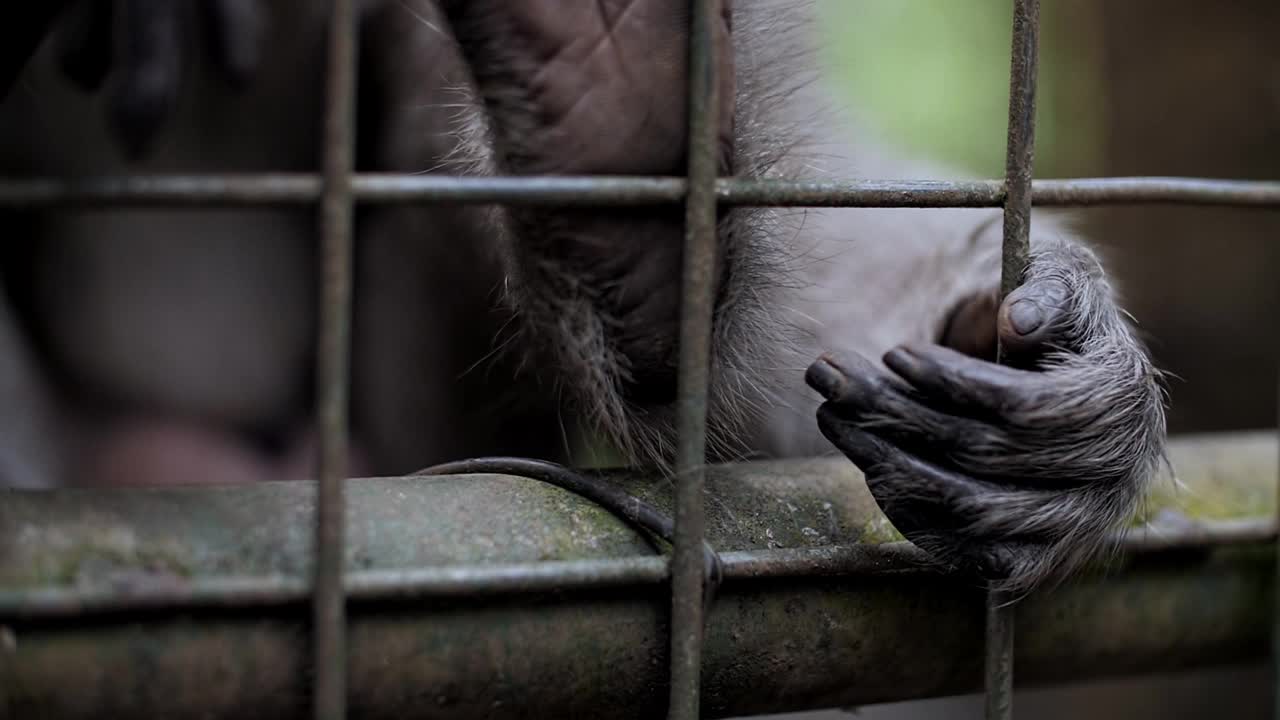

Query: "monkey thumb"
<box><xmin>996</xmin><ymin>278</ymin><xmax>1073</xmax><ymax>359</ymax></box>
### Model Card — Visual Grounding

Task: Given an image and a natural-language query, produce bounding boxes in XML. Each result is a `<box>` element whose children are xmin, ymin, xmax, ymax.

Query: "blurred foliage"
<box><xmin>815</xmin><ymin>0</ymin><xmax>1106</xmax><ymax>178</ymax></box>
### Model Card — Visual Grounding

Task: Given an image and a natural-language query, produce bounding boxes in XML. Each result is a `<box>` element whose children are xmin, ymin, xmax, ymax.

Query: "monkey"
<box><xmin>0</xmin><ymin>0</ymin><xmax>1166</xmax><ymax>592</ymax></box>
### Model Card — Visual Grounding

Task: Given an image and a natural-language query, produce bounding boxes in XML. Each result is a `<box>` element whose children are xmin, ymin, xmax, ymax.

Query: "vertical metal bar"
<box><xmin>984</xmin><ymin>594</ymin><xmax>1016</xmax><ymax>720</ymax></box>
<box><xmin>313</xmin><ymin>0</ymin><xmax>358</xmax><ymax>718</ymax></box>
<box><xmin>668</xmin><ymin>0</ymin><xmax>722</xmax><ymax>718</ymax></box>
<box><xmin>1274</xmin><ymin>367</ymin><xmax>1280</xmax><ymax>720</ymax></box>
<box><xmin>1000</xmin><ymin>0</ymin><xmax>1039</xmax><ymax>299</ymax></box>
<box><xmin>988</xmin><ymin>1</ymin><xmax>1040</xmax><ymax>719</ymax></box>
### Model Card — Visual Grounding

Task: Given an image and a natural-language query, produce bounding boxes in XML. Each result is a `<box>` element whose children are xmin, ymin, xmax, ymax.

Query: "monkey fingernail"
<box><xmin>806</xmin><ymin>355</ymin><xmax>848</xmax><ymax>400</ymax></box>
<box><xmin>1006</xmin><ymin>299</ymin><xmax>1044</xmax><ymax>336</ymax></box>
<box><xmin>882</xmin><ymin>346</ymin><xmax>922</xmax><ymax>376</ymax></box>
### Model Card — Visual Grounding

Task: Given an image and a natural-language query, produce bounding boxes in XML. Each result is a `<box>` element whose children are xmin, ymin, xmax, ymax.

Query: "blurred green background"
<box><xmin>816</xmin><ymin>0</ymin><xmax>1103</xmax><ymax>177</ymax></box>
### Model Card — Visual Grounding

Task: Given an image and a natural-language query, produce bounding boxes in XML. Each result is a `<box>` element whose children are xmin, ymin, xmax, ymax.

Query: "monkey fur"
<box><xmin>0</xmin><ymin>0</ymin><xmax>1166</xmax><ymax>592</ymax></box>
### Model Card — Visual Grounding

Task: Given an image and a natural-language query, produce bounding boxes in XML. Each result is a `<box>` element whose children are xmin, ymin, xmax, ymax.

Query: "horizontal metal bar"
<box><xmin>0</xmin><ymin>174</ymin><xmax>684</xmax><ymax>207</ymax></box>
<box><xmin>0</xmin><ymin>432</ymin><xmax>1275</xmax><ymax>719</ymax></box>
<box><xmin>1</xmin><ymin>175</ymin><xmax>1278</xmax><ymax>209</ymax></box>
<box><xmin>719</xmin><ymin>177</ymin><xmax>1280</xmax><ymax>208</ymax></box>
<box><xmin>1</xmin><ymin>541</ymin><xmax>1271</xmax><ymax>719</ymax></box>
<box><xmin>0</xmin><ymin>521</ymin><xmax>1272</xmax><ymax>621</ymax></box>
<box><xmin>312</xmin><ymin>0</ymin><xmax>359</xmax><ymax>715</ymax></box>
<box><xmin>0</xmin><ymin>545</ymin><xmax>926</xmax><ymax>620</ymax></box>
<box><xmin>1</xmin><ymin>432</ymin><xmax>1274</xmax><ymax>619</ymax></box>
<box><xmin>1024</xmin><ymin>177</ymin><xmax>1280</xmax><ymax>206</ymax></box>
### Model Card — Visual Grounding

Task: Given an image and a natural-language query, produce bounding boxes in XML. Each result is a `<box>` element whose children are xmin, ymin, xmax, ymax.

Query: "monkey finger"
<box><xmin>882</xmin><ymin>343</ymin><xmax>1038</xmax><ymax>416</ymax></box>
<box><xmin>107</xmin><ymin>0</ymin><xmax>182</xmax><ymax>159</ymax></box>
<box><xmin>996</xmin><ymin>276</ymin><xmax>1075</xmax><ymax>362</ymax></box>
<box><xmin>806</xmin><ymin>351</ymin><xmax>895</xmax><ymax>404</ymax></box>
<box><xmin>816</xmin><ymin>407</ymin><xmax>995</xmax><ymax>513</ymax></box>
<box><xmin>808</xmin><ymin>352</ymin><xmax>1000</xmax><ymax>460</ymax></box>
<box><xmin>815</xmin><ymin>411</ymin><xmax>1060</xmax><ymax>583</ymax></box>
<box><xmin>203</xmin><ymin>0</ymin><xmax>265</xmax><ymax>86</ymax></box>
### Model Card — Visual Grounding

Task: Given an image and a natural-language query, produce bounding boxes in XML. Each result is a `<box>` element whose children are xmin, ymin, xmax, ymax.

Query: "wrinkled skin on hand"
<box><xmin>807</xmin><ymin>240</ymin><xmax>1167</xmax><ymax>592</ymax></box>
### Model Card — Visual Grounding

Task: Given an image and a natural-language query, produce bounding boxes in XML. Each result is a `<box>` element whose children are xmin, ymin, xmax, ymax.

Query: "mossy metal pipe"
<box><xmin>0</xmin><ymin>432</ymin><xmax>1274</xmax><ymax>719</ymax></box>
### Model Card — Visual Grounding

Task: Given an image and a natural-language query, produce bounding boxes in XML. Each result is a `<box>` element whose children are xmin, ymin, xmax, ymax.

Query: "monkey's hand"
<box><xmin>805</xmin><ymin>239</ymin><xmax>1167</xmax><ymax>592</ymax></box>
<box><xmin>54</xmin><ymin>0</ymin><xmax>267</xmax><ymax>158</ymax></box>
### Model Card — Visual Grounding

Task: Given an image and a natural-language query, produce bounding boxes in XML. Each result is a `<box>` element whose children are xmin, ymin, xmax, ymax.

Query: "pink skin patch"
<box><xmin>78</xmin><ymin>419</ymin><xmax>371</xmax><ymax>487</ymax></box>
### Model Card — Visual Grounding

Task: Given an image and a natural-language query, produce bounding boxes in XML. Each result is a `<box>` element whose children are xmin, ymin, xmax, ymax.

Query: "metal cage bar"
<box><xmin>2</xmin><ymin>432</ymin><xmax>1277</xmax><ymax>719</ymax></box>
<box><xmin>2</xmin><ymin>3</ymin><xmax>1280</xmax><ymax>720</ymax></box>
<box><xmin>313</xmin><ymin>0</ymin><xmax>359</xmax><ymax>718</ymax></box>
<box><xmin>3</xmin><ymin>516</ymin><xmax>1273</xmax><ymax>620</ymax></box>
<box><xmin>985</xmin><ymin>1</ymin><xmax>1041</xmax><ymax>718</ymax></box>
<box><xmin>2</xmin><ymin>175</ymin><xmax>1279</xmax><ymax>209</ymax></box>
<box><xmin>669</xmin><ymin>1</ymin><xmax>723</xmax><ymax>718</ymax></box>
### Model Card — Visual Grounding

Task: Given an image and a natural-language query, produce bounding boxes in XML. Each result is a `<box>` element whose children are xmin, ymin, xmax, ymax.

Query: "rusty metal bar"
<box><xmin>0</xmin><ymin>546</ymin><xmax>921</xmax><ymax>621</ymax></box>
<box><xmin>987</xmin><ymin>0</ymin><xmax>1041</xmax><ymax>718</ymax></box>
<box><xmin>1</xmin><ymin>430</ymin><xmax>1276</xmax><ymax>719</ymax></box>
<box><xmin>3</xmin><ymin>175</ymin><xmax>1280</xmax><ymax>209</ymax></box>
<box><xmin>720</xmin><ymin>176</ymin><xmax>1280</xmax><ymax>208</ymax></box>
<box><xmin>669</xmin><ymin>1</ymin><xmax>722</xmax><ymax>718</ymax></box>
<box><xmin>2</xmin><ymin>552</ymin><xmax>1271</xmax><ymax>720</ymax></box>
<box><xmin>3</xmin><ymin>432</ymin><xmax>1273</xmax><ymax>618</ymax></box>
<box><xmin>4</xmin><ymin>519</ymin><xmax>1276</xmax><ymax>621</ymax></box>
<box><xmin>999</xmin><ymin>0</ymin><xmax>1040</xmax><ymax>301</ymax></box>
<box><xmin>313</xmin><ymin>0</ymin><xmax>359</xmax><ymax>718</ymax></box>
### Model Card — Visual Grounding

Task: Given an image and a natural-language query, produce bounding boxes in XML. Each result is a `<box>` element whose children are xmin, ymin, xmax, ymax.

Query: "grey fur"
<box><xmin>0</xmin><ymin>0</ymin><xmax>1167</xmax><ymax>590</ymax></box>
<box><xmin>456</xmin><ymin>1</ymin><xmax>1167</xmax><ymax>590</ymax></box>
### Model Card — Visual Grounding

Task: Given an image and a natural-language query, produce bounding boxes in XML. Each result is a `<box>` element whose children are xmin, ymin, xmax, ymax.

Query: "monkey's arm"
<box><xmin>442</xmin><ymin>1</ymin><xmax>1166</xmax><ymax>591</ymax></box>
<box><xmin>440</xmin><ymin>0</ymin><xmax>743</xmax><ymax>461</ymax></box>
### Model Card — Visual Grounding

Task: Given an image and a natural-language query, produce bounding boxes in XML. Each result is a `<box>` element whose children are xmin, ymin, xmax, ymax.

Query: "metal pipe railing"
<box><xmin>0</xmin><ymin>433</ymin><xmax>1275</xmax><ymax>719</ymax></box>
<box><xmin>1</xmin><ymin>175</ymin><xmax>1278</xmax><ymax>209</ymax></box>
<box><xmin>313</xmin><ymin>1</ymin><xmax>359</xmax><ymax>718</ymax></box>
<box><xmin>668</xmin><ymin>1</ymin><xmax>724</xmax><ymax>718</ymax></box>
<box><xmin>2</xmin><ymin>3</ymin><xmax>1278</xmax><ymax>719</ymax></box>
<box><xmin>986</xmin><ymin>0</ymin><xmax>1042</xmax><ymax>716</ymax></box>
